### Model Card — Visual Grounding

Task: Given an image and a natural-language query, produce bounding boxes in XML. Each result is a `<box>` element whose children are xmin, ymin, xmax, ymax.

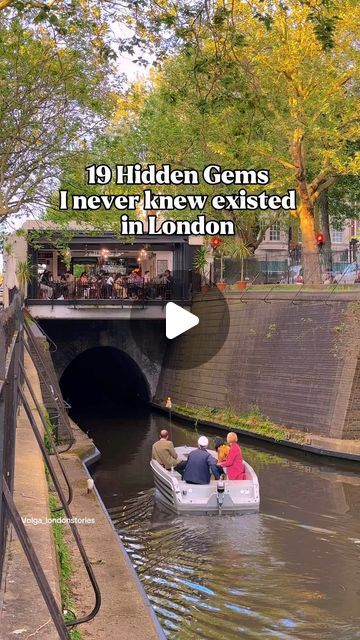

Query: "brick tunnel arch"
<box><xmin>59</xmin><ymin>346</ymin><xmax>151</xmax><ymax>410</ymax></box>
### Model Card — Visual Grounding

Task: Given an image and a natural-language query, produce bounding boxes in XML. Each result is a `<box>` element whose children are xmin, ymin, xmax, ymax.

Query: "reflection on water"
<box><xmin>72</xmin><ymin>406</ymin><xmax>360</xmax><ymax>640</ymax></box>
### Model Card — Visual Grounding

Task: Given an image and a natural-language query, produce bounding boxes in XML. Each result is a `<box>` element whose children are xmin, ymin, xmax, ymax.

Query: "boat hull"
<box><xmin>151</xmin><ymin>446</ymin><xmax>260</xmax><ymax>515</ymax></box>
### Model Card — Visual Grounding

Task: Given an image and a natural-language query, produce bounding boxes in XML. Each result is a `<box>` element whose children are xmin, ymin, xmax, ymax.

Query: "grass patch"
<box><xmin>173</xmin><ymin>403</ymin><xmax>306</xmax><ymax>444</ymax></box>
<box><xmin>49</xmin><ymin>493</ymin><xmax>82</xmax><ymax>640</ymax></box>
<box><xmin>43</xmin><ymin>411</ymin><xmax>55</xmax><ymax>454</ymax></box>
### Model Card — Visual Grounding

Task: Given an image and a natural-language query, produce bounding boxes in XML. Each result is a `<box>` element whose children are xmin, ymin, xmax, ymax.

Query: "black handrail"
<box><xmin>19</xmin><ymin>361</ymin><xmax>73</xmax><ymax>510</ymax></box>
<box><xmin>291</xmin><ymin>259</ymin><xmax>324</xmax><ymax>305</ymax></box>
<box><xmin>18</xmin><ymin>384</ymin><xmax>102</xmax><ymax>628</ymax></box>
<box><xmin>324</xmin><ymin>263</ymin><xmax>354</xmax><ymax>306</ymax></box>
<box><xmin>24</xmin><ymin>309</ymin><xmax>58</xmax><ymax>352</ymax></box>
<box><xmin>2</xmin><ymin>478</ymin><xmax>72</xmax><ymax>640</ymax></box>
<box><xmin>23</xmin><ymin>321</ymin><xmax>74</xmax><ymax>451</ymax></box>
<box><xmin>239</xmin><ymin>272</ymin><xmax>261</xmax><ymax>303</ymax></box>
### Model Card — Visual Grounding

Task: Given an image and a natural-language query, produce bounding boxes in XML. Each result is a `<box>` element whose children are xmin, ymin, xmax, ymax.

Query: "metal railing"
<box><xmin>35</xmin><ymin>279</ymin><xmax>175</xmax><ymax>301</ymax></box>
<box><xmin>0</xmin><ymin>301</ymin><xmax>102</xmax><ymax>637</ymax></box>
<box><xmin>23</xmin><ymin>317</ymin><xmax>74</xmax><ymax>451</ymax></box>
<box><xmin>0</xmin><ymin>294</ymin><xmax>22</xmax><ymax>580</ymax></box>
<box><xmin>18</xmin><ymin>384</ymin><xmax>101</xmax><ymax>629</ymax></box>
<box><xmin>211</xmin><ymin>252</ymin><xmax>360</xmax><ymax>286</ymax></box>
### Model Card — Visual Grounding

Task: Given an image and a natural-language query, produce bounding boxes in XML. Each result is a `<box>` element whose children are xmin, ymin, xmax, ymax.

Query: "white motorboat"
<box><xmin>150</xmin><ymin>445</ymin><xmax>260</xmax><ymax>515</ymax></box>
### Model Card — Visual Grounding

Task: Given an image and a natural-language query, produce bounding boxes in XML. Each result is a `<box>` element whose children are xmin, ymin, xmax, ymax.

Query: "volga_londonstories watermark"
<box><xmin>22</xmin><ymin>516</ymin><xmax>95</xmax><ymax>525</ymax></box>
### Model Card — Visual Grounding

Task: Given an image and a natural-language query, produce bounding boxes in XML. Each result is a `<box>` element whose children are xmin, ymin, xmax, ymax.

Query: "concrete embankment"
<box><xmin>156</xmin><ymin>292</ymin><xmax>360</xmax><ymax>444</ymax></box>
<box><xmin>0</xmin><ymin>351</ymin><xmax>165</xmax><ymax>640</ymax></box>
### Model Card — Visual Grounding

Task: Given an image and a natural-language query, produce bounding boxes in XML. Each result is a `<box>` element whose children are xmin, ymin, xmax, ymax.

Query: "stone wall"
<box><xmin>39</xmin><ymin>319</ymin><xmax>167</xmax><ymax>399</ymax></box>
<box><xmin>156</xmin><ymin>295</ymin><xmax>360</xmax><ymax>439</ymax></box>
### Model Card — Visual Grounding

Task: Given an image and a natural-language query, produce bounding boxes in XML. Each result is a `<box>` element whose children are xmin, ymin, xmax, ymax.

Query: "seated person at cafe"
<box><xmin>40</xmin><ymin>269</ymin><xmax>53</xmax><ymax>299</ymax></box>
<box><xmin>152</xmin><ymin>429</ymin><xmax>178</xmax><ymax>470</ymax></box>
<box><xmin>183</xmin><ymin>436</ymin><xmax>220</xmax><ymax>485</ymax></box>
<box><xmin>65</xmin><ymin>270</ymin><xmax>75</xmax><ymax>297</ymax></box>
<box><xmin>127</xmin><ymin>268</ymin><xmax>143</xmax><ymax>298</ymax></box>
<box><xmin>114</xmin><ymin>274</ymin><xmax>126</xmax><ymax>299</ymax></box>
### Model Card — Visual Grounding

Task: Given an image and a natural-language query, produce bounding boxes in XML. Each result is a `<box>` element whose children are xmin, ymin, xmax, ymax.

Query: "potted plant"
<box><xmin>193</xmin><ymin>245</ymin><xmax>210</xmax><ymax>293</ymax></box>
<box><xmin>225</xmin><ymin>238</ymin><xmax>252</xmax><ymax>290</ymax></box>
<box><xmin>16</xmin><ymin>257</ymin><xmax>33</xmax><ymax>297</ymax></box>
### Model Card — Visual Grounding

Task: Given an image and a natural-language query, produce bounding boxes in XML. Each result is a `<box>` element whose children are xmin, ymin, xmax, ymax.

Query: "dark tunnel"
<box><xmin>59</xmin><ymin>347</ymin><xmax>150</xmax><ymax>412</ymax></box>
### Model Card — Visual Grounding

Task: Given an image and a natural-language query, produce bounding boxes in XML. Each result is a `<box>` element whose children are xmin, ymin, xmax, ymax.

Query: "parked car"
<box><xmin>337</xmin><ymin>262</ymin><xmax>360</xmax><ymax>284</ymax></box>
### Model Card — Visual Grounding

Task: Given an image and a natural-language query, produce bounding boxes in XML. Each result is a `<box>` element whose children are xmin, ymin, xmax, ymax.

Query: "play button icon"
<box><xmin>166</xmin><ymin>302</ymin><xmax>199</xmax><ymax>339</ymax></box>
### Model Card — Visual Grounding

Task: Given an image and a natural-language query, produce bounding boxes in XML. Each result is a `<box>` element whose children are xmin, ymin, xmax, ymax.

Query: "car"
<box><xmin>337</xmin><ymin>262</ymin><xmax>360</xmax><ymax>284</ymax></box>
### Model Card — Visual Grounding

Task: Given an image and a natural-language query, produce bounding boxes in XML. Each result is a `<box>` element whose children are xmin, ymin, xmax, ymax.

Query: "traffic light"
<box><xmin>316</xmin><ymin>232</ymin><xmax>324</xmax><ymax>250</ymax></box>
<box><xmin>210</xmin><ymin>236</ymin><xmax>222</xmax><ymax>250</ymax></box>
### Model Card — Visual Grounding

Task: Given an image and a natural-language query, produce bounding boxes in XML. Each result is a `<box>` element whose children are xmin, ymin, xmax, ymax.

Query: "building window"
<box><xmin>331</xmin><ymin>228</ymin><xmax>344</xmax><ymax>243</ymax></box>
<box><xmin>269</xmin><ymin>222</ymin><xmax>281</xmax><ymax>241</ymax></box>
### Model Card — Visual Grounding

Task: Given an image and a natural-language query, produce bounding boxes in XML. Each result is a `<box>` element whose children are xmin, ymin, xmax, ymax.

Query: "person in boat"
<box><xmin>213</xmin><ymin>436</ymin><xmax>230</xmax><ymax>477</ymax></box>
<box><xmin>182</xmin><ymin>436</ymin><xmax>220</xmax><ymax>485</ymax></box>
<box><xmin>152</xmin><ymin>429</ymin><xmax>178</xmax><ymax>470</ymax></box>
<box><xmin>217</xmin><ymin>432</ymin><xmax>246</xmax><ymax>480</ymax></box>
<box><xmin>214</xmin><ymin>436</ymin><xmax>230</xmax><ymax>463</ymax></box>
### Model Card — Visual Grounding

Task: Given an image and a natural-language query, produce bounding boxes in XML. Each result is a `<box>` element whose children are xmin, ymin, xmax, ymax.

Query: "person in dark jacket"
<box><xmin>183</xmin><ymin>436</ymin><xmax>220</xmax><ymax>485</ymax></box>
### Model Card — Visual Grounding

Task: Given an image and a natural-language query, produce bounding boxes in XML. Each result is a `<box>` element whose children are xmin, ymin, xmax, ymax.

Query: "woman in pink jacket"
<box><xmin>219</xmin><ymin>432</ymin><xmax>246</xmax><ymax>480</ymax></box>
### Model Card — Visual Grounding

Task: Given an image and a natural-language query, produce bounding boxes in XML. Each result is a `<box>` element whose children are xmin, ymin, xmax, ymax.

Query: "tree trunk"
<box><xmin>299</xmin><ymin>200</ymin><xmax>322</xmax><ymax>284</ymax></box>
<box><xmin>291</xmin><ymin>129</ymin><xmax>322</xmax><ymax>284</ymax></box>
<box><xmin>319</xmin><ymin>191</ymin><xmax>332</xmax><ymax>270</ymax></box>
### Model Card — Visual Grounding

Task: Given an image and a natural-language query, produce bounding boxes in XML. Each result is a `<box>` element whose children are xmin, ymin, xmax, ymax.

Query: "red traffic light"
<box><xmin>211</xmin><ymin>236</ymin><xmax>222</xmax><ymax>249</ymax></box>
<box><xmin>316</xmin><ymin>232</ymin><xmax>324</xmax><ymax>245</ymax></box>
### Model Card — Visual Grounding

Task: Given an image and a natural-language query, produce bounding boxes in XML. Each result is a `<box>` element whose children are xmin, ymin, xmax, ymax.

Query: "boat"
<box><xmin>150</xmin><ymin>445</ymin><xmax>260</xmax><ymax>515</ymax></box>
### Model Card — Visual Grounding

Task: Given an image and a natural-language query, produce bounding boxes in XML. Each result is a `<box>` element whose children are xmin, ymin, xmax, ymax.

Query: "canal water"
<box><xmin>71</xmin><ymin>405</ymin><xmax>360</xmax><ymax>640</ymax></box>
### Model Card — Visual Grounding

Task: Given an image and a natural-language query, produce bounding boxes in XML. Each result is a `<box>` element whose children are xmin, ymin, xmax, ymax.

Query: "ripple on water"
<box><xmin>107</xmin><ymin>488</ymin><xmax>360</xmax><ymax>640</ymax></box>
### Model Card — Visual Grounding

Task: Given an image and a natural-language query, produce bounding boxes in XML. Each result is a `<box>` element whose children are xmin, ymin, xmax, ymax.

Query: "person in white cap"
<box><xmin>182</xmin><ymin>436</ymin><xmax>220</xmax><ymax>485</ymax></box>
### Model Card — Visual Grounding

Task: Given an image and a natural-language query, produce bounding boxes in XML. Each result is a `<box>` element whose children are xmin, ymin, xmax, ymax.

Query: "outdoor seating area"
<box><xmin>38</xmin><ymin>270</ymin><xmax>174</xmax><ymax>301</ymax></box>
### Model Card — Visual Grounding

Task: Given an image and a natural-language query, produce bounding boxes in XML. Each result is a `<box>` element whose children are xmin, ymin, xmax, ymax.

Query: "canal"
<box><xmin>69</xmin><ymin>404</ymin><xmax>360</xmax><ymax>640</ymax></box>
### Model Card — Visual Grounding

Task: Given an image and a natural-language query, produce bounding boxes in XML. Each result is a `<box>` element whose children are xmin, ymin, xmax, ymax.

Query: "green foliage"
<box><xmin>173</xmin><ymin>403</ymin><xmax>306</xmax><ymax>444</ymax></box>
<box><xmin>115</xmin><ymin>0</ymin><xmax>359</xmax><ymax>283</ymax></box>
<box><xmin>48</xmin><ymin>494</ymin><xmax>72</xmax><ymax>605</ymax></box>
<box><xmin>31</xmin><ymin>0</ymin><xmax>358</xmax><ymax>276</ymax></box>
<box><xmin>0</xmin><ymin>14</ymin><xmax>116</xmax><ymax>222</ymax></box>
<box><xmin>48</xmin><ymin>493</ymin><xmax>82</xmax><ymax>640</ymax></box>
<box><xmin>328</xmin><ymin>174</ymin><xmax>360</xmax><ymax>230</ymax></box>
<box><xmin>16</xmin><ymin>258</ymin><xmax>34</xmax><ymax>295</ymax></box>
<box><xmin>193</xmin><ymin>245</ymin><xmax>209</xmax><ymax>282</ymax></box>
<box><xmin>222</xmin><ymin>238</ymin><xmax>252</xmax><ymax>280</ymax></box>
<box><xmin>43</xmin><ymin>411</ymin><xmax>54</xmax><ymax>454</ymax></box>
<box><xmin>119</xmin><ymin>0</ymin><xmax>345</xmax><ymax>57</ymax></box>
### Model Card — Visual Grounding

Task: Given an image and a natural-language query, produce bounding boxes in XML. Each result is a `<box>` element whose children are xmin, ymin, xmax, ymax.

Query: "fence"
<box><xmin>0</xmin><ymin>294</ymin><xmax>22</xmax><ymax>579</ymax></box>
<box><xmin>0</xmin><ymin>300</ymin><xmax>101</xmax><ymax>639</ymax></box>
<box><xmin>211</xmin><ymin>250</ymin><xmax>359</xmax><ymax>285</ymax></box>
<box><xmin>35</xmin><ymin>279</ymin><xmax>175</xmax><ymax>301</ymax></box>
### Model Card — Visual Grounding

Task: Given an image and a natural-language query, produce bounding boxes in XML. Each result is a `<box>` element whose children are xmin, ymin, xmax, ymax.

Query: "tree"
<box><xmin>328</xmin><ymin>175</ymin><xmax>360</xmax><ymax>230</ymax></box>
<box><xmin>121</xmin><ymin>0</ymin><xmax>360</xmax><ymax>283</ymax></box>
<box><xmin>50</xmin><ymin>53</ymin><xmax>282</xmax><ymax>258</ymax></box>
<box><xmin>0</xmin><ymin>11</ymin><xmax>117</xmax><ymax>223</ymax></box>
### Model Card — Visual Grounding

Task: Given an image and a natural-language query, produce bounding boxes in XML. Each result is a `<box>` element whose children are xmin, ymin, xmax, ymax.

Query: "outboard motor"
<box><xmin>217</xmin><ymin>478</ymin><xmax>225</xmax><ymax>515</ymax></box>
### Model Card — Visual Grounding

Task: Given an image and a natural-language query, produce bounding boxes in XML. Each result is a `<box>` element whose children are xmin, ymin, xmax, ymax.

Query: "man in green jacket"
<box><xmin>152</xmin><ymin>430</ymin><xmax>178</xmax><ymax>470</ymax></box>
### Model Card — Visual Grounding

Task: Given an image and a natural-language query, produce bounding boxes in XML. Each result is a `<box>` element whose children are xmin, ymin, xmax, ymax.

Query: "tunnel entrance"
<box><xmin>60</xmin><ymin>347</ymin><xmax>150</xmax><ymax>411</ymax></box>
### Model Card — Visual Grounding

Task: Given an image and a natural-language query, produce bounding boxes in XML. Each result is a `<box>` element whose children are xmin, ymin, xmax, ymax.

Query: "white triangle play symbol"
<box><xmin>166</xmin><ymin>302</ymin><xmax>199</xmax><ymax>340</ymax></box>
